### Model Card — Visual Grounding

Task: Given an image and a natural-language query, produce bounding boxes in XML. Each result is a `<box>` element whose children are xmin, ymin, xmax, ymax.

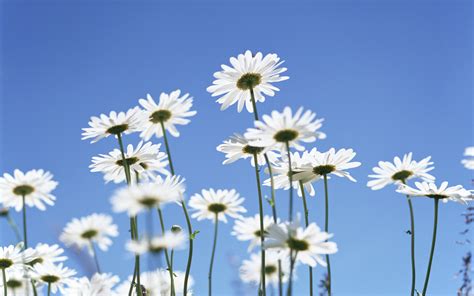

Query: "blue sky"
<box><xmin>1</xmin><ymin>0</ymin><xmax>472</xmax><ymax>295</ymax></box>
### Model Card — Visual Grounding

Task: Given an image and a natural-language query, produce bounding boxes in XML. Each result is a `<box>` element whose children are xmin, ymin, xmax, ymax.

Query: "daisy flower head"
<box><xmin>461</xmin><ymin>146</ymin><xmax>474</xmax><ymax>170</ymax></box>
<box><xmin>126</xmin><ymin>231</ymin><xmax>187</xmax><ymax>255</ymax></box>
<box><xmin>216</xmin><ymin>133</ymin><xmax>279</xmax><ymax>166</ymax></box>
<box><xmin>240</xmin><ymin>250</ymin><xmax>290</xmax><ymax>287</ymax></box>
<box><xmin>367</xmin><ymin>153</ymin><xmax>435</xmax><ymax>190</ymax></box>
<box><xmin>0</xmin><ymin>169</ymin><xmax>58</xmax><ymax>211</ymax></box>
<box><xmin>0</xmin><ymin>244</ymin><xmax>26</xmax><ymax>271</ymax></box>
<box><xmin>138</xmin><ymin>91</ymin><xmax>197</xmax><ymax>140</ymax></box>
<box><xmin>231</xmin><ymin>214</ymin><xmax>276</xmax><ymax>251</ymax></box>
<box><xmin>90</xmin><ymin>141</ymin><xmax>169</xmax><ymax>184</ymax></box>
<box><xmin>207</xmin><ymin>50</ymin><xmax>289</xmax><ymax>113</ymax></box>
<box><xmin>25</xmin><ymin>243</ymin><xmax>67</xmax><ymax>266</ymax></box>
<box><xmin>0</xmin><ymin>268</ymin><xmax>30</xmax><ymax>295</ymax></box>
<box><xmin>111</xmin><ymin>175</ymin><xmax>184</xmax><ymax>216</ymax></box>
<box><xmin>294</xmin><ymin>148</ymin><xmax>361</xmax><ymax>184</ymax></box>
<box><xmin>264</xmin><ymin>220</ymin><xmax>338</xmax><ymax>268</ymax></box>
<box><xmin>31</xmin><ymin>262</ymin><xmax>76</xmax><ymax>294</ymax></box>
<box><xmin>63</xmin><ymin>273</ymin><xmax>120</xmax><ymax>296</ymax></box>
<box><xmin>245</xmin><ymin>107</ymin><xmax>326</xmax><ymax>152</ymax></box>
<box><xmin>397</xmin><ymin>181</ymin><xmax>473</xmax><ymax>204</ymax></box>
<box><xmin>189</xmin><ymin>188</ymin><xmax>246</xmax><ymax>223</ymax></box>
<box><xmin>59</xmin><ymin>213</ymin><xmax>119</xmax><ymax>255</ymax></box>
<box><xmin>81</xmin><ymin>107</ymin><xmax>141</xmax><ymax>143</ymax></box>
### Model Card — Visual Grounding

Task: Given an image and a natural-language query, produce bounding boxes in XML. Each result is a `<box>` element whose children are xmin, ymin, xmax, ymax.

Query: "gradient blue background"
<box><xmin>1</xmin><ymin>0</ymin><xmax>472</xmax><ymax>295</ymax></box>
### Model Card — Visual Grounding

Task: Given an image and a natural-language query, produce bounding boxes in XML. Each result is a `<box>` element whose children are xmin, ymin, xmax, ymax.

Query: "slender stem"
<box><xmin>157</xmin><ymin>208</ymin><xmax>175</xmax><ymax>296</ymax></box>
<box><xmin>90</xmin><ymin>241</ymin><xmax>101</xmax><ymax>273</ymax></box>
<box><xmin>299</xmin><ymin>181</ymin><xmax>313</xmax><ymax>296</ymax></box>
<box><xmin>208</xmin><ymin>215</ymin><xmax>219</xmax><ymax>296</ymax></box>
<box><xmin>128</xmin><ymin>265</ymin><xmax>137</xmax><ymax>296</ymax></box>
<box><xmin>21</xmin><ymin>195</ymin><xmax>28</xmax><ymax>249</ymax></box>
<box><xmin>160</xmin><ymin>121</ymin><xmax>175</xmax><ymax>175</ymax></box>
<box><xmin>285</xmin><ymin>142</ymin><xmax>294</xmax><ymax>222</ymax></box>
<box><xmin>116</xmin><ymin>133</ymin><xmax>131</xmax><ymax>184</ymax></box>
<box><xmin>287</xmin><ymin>251</ymin><xmax>298</xmax><ymax>296</ymax></box>
<box><xmin>2</xmin><ymin>268</ymin><xmax>7</xmax><ymax>296</ymax></box>
<box><xmin>252</xmin><ymin>153</ymin><xmax>266</xmax><ymax>296</ymax></box>
<box><xmin>47</xmin><ymin>283</ymin><xmax>51</xmax><ymax>296</ymax></box>
<box><xmin>422</xmin><ymin>198</ymin><xmax>439</xmax><ymax>295</ymax></box>
<box><xmin>249</xmin><ymin>88</ymin><xmax>259</xmax><ymax>121</ymax></box>
<box><xmin>323</xmin><ymin>175</ymin><xmax>332</xmax><ymax>295</ymax></box>
<box><xmin>404</xmin><ymin>186</ymin><xmax>416</xmax><ymax>296</ymax></box>
<box><xmin>5</xmin><ymin>213</ymin><xmax>22</xmax><ymax>243</ymax></box>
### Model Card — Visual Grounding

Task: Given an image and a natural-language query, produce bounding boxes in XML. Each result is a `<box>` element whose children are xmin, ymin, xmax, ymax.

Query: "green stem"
<box><xmin>157</xmin><ymin>208</ymin><xmax>175</xmax><ymax>296</ymax></box>
<box><xmin>249</xmin><ymin>88</ymin><xmax>259</xmax><ymax>121</ymax></box>
<box><xmin>252</xmin><ymin>153</ymin><xmax>266</xmax><ymax>296</ymax></box>
<box><xmin>299</xmin><ymin>181</ymin><xmax>313</xmax><ymax>296</ymax></box>
<box><xmin>403</xmin><ymin>181</ymin><xmax>416</xmax><ymax>296</ymax></box>
<box><xmin>160</xmin><ymin>121</ymin><xmax>175</xmax><ymax>175</ymax></box>
<box><xmin>208</xmin><ymin>215</ymin><xmax>219</xmax><ymax>296</ymax></box>
<box><xmin>323</xmin><ymin>175</ymin><xmax>332</xmax><ymax>295</ymax></box>
<box><xmin>90</xmin><ymin>241</ymin><xmax>101</xmax><ymax>273</ymax></box>
<box><xmin>21</xmin><ymin>195</ymin><xmax>27</xmax><ymax>249</ymax></box>
<box><xmin>287</xmin><ymin>251</ymin><xmax>298</xmax><ymax>296</ymax></box>
<box><xmin>285</xmin><ymin>142</ymin><xmax>294</xmax><ymax>222</ymax></box>
<box><xmin>5</xmin><ymin>213</ymin><xmax>22</xmax><ymax>243</ymax></box>
<box><xmin>116</xmin><ymin>133</ymin><xmax>131</xmax><ymax>185</ymax></box>
<box><xmin>2</xmin><ymin>268</ymin><xmax>7</xmax><ymax>296</ymax></box>
<box><xmin>47</xmin><ymin>283</ymin><xmax>51</xmax><ymax>296</ymax></box>
<box><xmin>422</xmin><ymin>198</ymin><xmax>439</xmax><ymax>296</ymax></box>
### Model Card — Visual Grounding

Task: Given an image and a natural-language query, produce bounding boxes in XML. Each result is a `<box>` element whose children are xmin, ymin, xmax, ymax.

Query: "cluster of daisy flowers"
<box><xmin>0</xmin><ymin>50</ymin><xmax>471</xmax><ymax>296</ymax></box>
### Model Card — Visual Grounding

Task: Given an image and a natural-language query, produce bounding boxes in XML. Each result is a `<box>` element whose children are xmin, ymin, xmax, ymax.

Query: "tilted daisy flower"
<box><xmin>81</xmin><ymin>107</ymin><xmax>141</xmax><ymax>143</ymax></box>
<box><xmin>111</xmin><ymin>175</ymin><xmax>184</xmax><ymax>216</ymax></box>
<box><xmin>367</xmin><ymin>153</ymin><xmax>435</xmax><ymax>190</ymax></box>
<box><xmin>188</xmin><ymin>189</ymin><xmax>246</xmax><ymax>223</ymax></box>
<box><xmin>397</xmin><ymin>181</ymin><xmax>472</xmax><ymax>204</ymax></box>
<box><xmin>0</xmin><ymin>244</ymin><xmax>27</xmax><ymax>271</ymax></box>
<box><xmin>294</xmin><ymin>148</ymin><xmax>361</xmax><ymax>183</ymax></box>
<box><xmin>245</xmin><ymin>107</ymin><xmax>326</xmax><ymax>151</ymax></box>
<box><xmin>63</xmin><ymin>273</ymin><xmax>120</xmax><ymax>296</ymax></box>
<box><xmin>216</xmin><ymin>133</ymin><xmax>279</xmax><ymax>166</ymax></box>
<box><xmin>126</xmin><ymin>231</ymin><xmax>187</xmax><ymax>255</ymax></box>
<box><xmin>240</xmin><ymin>250</ymin><xmax>290</xmax><ymax>287</ymax></box>
<box><xmin>0</xmin><ymin>169</ymin><xmax>58</xmax><ymax>211</ymax></box>
<box><xmin>25</xmin><ymin>243</ymin><xmax>67</xmax><ymax>266</ymax></box>
<box><xmin>207</xmin><ymin>50</ymin><xmax>289</xmax><ymax>113</ymax></box>
<box><xmin>59</xmin><ymin>213</ymin><xmax>118</xmax><ymax>255</ymax></box>
<box><xmin>232</xmin><ymin>214</ymin><xmax>277</xmax><ymax>251</ymax></box>
<box><xmin>31</xmin><ymin>262</ymin><xmax>76</xmax><ymax>294</ymax></box>
<box><xmin>138</xmin><ymin>91</ymin><xmax>197</xmax><ymax>140</ymax></box>
<box><xmin>90</xmin><ymin>141</ymin><xmax>169</xmax><ymax>184</ymax></box>
<box><xmin>264</xmin><ymin>220</ymin><xmax>338</xmax><ymax>268</ymax></box>
<box><xmin>461</xmin><ymin>146</ymin><xmax>474</xmax><ymax>170</ymax></box>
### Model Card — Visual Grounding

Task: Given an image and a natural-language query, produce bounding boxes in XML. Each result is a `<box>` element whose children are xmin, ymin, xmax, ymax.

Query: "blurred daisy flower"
<box><xmin>126</xmin><ymin>231</ymin><xmax>187</xmax><ymax>255</ymax></box>
<box><xmin>232</xmin><ymin>214</ymin><xmax>277</xmax><ymax>251</ymax></box>
<box><xmin>25</xmin><ymin>243</ymin><xmax>67</xmax><ymax>266</ymax></box>
<box><xmin>216</xmin><ymin>133</ymin><xmax>278</xmax><ymax>166</ymax></box>
<box><xmin>240</xmin><ymin>250</ymin><xmax>290</xmax><ymax>287</ymax></box>
<box><xmin>397</xmin><ymin>181</ymin><xmax>472</xmax><ymax>204</ymax></box>
<box><xmin>461</xmin><ymin>146</ymin><xmax>474</xmax><ymax>170</ymax></box>
<box><xmin>31</xmin><ymin>262</ymin><xmax>76</xmax><ymax>294</ymax></box>
<box><xmin>189</xmin><ymin>189</ymin><xmax>246</xmax><ymax>223</ymax></box>
<box><xmin>63</xmin><ymin>273</ymin><xmax>120</xmax><ymax>296</ymax></box>
<box><xmin>0</xmin><ymin>244</ymin><xmax>28</xmax><ymax>271</ymax></box>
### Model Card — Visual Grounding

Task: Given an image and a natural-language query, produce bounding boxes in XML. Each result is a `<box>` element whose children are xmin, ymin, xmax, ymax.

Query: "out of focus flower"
<box><xmin>216</xmin><ymin>133</ymin><xmax>278</xmax><ymax>166</ymax></box>
<box><xmin>31</xmin><ymin>262</ymin><xmax>76</xmax><ymax>294</ymax></box>
<box><xmin>126</xmin><ymin>231</ymin><xmax>186</xmax><ymax>255</ymax></box>
<box><xmin>232</xmin><ymin>214</ymin><xmax>276</xmax><ymax>251</ymax></box>
<box><xmin>461</xmin><ymin>146</ymin><xmax>474</xmax><ymax>170</ymax></box>
<box><xmin>240</xmin><ymin>250</ymin><xmax>290</xmax><ymax>287</ymax></box>
<box><xmin>25</xmin><ymin>243</ymin><xmax>67</xmax><ymax>266</ymax></box>
<box><xmin>63</xmin><ymin>273</ymin><xmax>120</xmax><ymax>296</ymax></box>
<box><xmin>397</xmin><ymin>181</ymin><xmax>473</xmax><ymax>204</ymax></box>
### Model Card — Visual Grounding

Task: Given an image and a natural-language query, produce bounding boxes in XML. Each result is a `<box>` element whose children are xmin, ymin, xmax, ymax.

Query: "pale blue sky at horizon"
<box><xmin>1</xmin><ymin>0</ymin><xmax>472</xmax><ymax>295</ymax></box>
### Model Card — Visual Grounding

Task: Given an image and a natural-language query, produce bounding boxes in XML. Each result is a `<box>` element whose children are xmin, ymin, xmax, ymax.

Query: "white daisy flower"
<box><xmin>231</xmin><ymin>214</ymin><xmax>277</xmax><ymax>251</ymax></box>
<box><xmin>461</xmin><ymin>146</ymin><xmax>474</xmax><ymax>170</ymax></box>
<box><xmin>0</xmin><ymin>169</ymin><xmax>58</xmax><ymax>211</ymax></box>
<box><xmin>138</xmin><ymin>91</ymin><xmax>197</xmax><ymax>140</ymax></box>
<box><xmin>90</xmin><ymin>141</ymin><xmax>169</xmax><ymax>184</ymax></box>
<box><xmin>25</xmin><ymin>243</ymin><xmax>67</xmax><ymax>266</ymax></box>
<box><xmin>63</xmin><ymin>273</ymin><xmax>120</xmax><ymax>296</ymax></box>
<box><xmin>0</xmin><ymin>244</ymin><xmax>26</xmax><ymax>271</ymax></box>
<box><xmin>59</xmin><ymin>213</ymin><xmax>119</xmax><ymax>255</ymax></box>
<box><xmin>245</xmin><ymin>107</ymin><xmax>326</xmax><ymax>151</ymax></box>
<box><xmin>111</xmin><ymin>175</ymin><xmax>184</xmax><ymax>216</ymax></box>
<box><xmin>367</xmin><ymin>153</ymin><xmax>435</xmax><ymax>190</ymax></box>
<box><xmin>188</xmin><ymin>189</ymin><xmax>246</xmax><ymax>223</ymax></box>
<box><xmin>0</xmin><ymin>268</ymin><xmax>31</xmax><ymax>295</ymax></box>
<box><xmin>126</xmin><ymin>231</ymin><xmax>187</xmax><ymax>255</ymax></box>
<box><xmin>240</xmin><ymin>251</ymin><xmax>290</xmax><ymax>287</ymax></box>
<box><xmin>294</xmin><ymin>148</ymin><xmax>361</xmax><ymax>183</ymax></box>
<box><xmin>81</xmin><ymin>107</ymin><xmax>141</xmax><ymax>143</ymax></box>
<box><xmin>264</xmin><ymin>220</ymin><xmax>338</xmax><ymax>268</ymax></box>
<box><xmin>31</xmin><ymin>262</ymin><xmax>76</xmax><ymax>294</ymax></box>
<box><xmin>397</xmin><ymin>181</ymin><xmax>473</xmax><ymax>204</ymax></box>
<box><xmin>216</xmin><ymin>133</ymin><xmax>279</xmax><ymax>166</ymax></box>
<box><xmin>207</xmin><ymin>50</ymin><xmax>289</xmax><ymax>113</ymax></box>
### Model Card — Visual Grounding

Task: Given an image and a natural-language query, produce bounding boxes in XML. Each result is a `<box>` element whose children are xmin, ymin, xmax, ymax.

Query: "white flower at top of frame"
<box><xmin>126</xmin><ymin>231</ymin><xmax>187</xmax><ymax>255</ymax></box>
<box><xmin>63</xmin><ymin>273</ymin><xmax>120</xmax><ymax>296</ymax></box>
<box><xmin>207</xmin><ymin>50</ymin><xmax>289</xmax><ymax>113</ymax></box>
<box><xmin>59</xmin><ymin>213</ymin><xmax>119</xmax><ymax>255</ymax></box>
<box><xmin>0</xmin><ymin>244</ymin><xmax>28</xmax><ymax>270</ymax></box>
<box><xmin>264</xmin><ymin>151</ymin><xmax>316</xmax><ymax>197</ymax></box>
<box><xmin>239</xmin><ymin>250</ymin><xmax>291</xmax><ymax>287</ymax></box>
<box><xmin>216</xmin><ymin>133</ymin><xmax>279</xmax><ymax>166</ymax></box>
<box><xmin>24</xmin><ymin>243</ymin><xmax>67</xmax><ymax>266</ymax></box>
<box><xmin>231</xmin><ymin>214</ymin><xmax>277</xmax><ymax>251</ymax></box>
<box><xmin>462</xmin><ymin>146</ymin><xmax>474</xmax><ymax>170</ymax></box>
<box><xmin>90</xmin><ymin>141</ymin><xmax>169</xmax><ymax>184</ymax></box>
<box><xmin>397</xmin><ymin>181</ymin><xmax>473</xmax><ymax>204</ymax></box>
<box><xmin>294</xmin><ymin>148</ymin><xmax>361</xmax><ymax>184</ymax></box>
<box><xmin>31</xmin><ymin>262</ymin><xmax>76</xmax><ymax>294</ymax></box>
<box><xmin>188</xmin><ymin>188</ymin><xmax>246</xmax><ymax>223</ymax></box>
<box><xmin>0</xmin><ymin>169</ymin><xmax>58</xmax><ymax>211</ymax></box>
<box><xmin>82</xmin><ymin>107</ymin><xmax>142</xmax><ymax>143</ymax></box>
<box><xmin>111</xmin><ymin>175</ymin><xmax>184</xmax><ymax>216</ymax></box>
<box><xmin>138</xmin><ymin>91</ymin><xmax>197</xmax><ymax>140</ymax></box>
<box><xmin>264</xmin><ymin>219</ymin><xmax>338</xmax><ymax>268</ymax></box>
<box><xmin>367</xmin><ymin>153</ymin><xmax>435</xmax><ymax>190</ymax></box>
<box><xmin>245</xmin><ymin>107</ymin><xmax>326</xmax><ymax>152</ymax></box>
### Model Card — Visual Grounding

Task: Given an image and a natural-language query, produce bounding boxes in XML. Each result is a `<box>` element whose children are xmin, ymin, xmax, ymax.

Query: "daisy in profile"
<box><xmin>138</xmin><ymin>91</ymin><xmax>197</xmax><ymax>140</ymax></box>
<box><xmin>188</xmin><ymin>188</ymin><xmax>246</xmax><ymax>223</ymax></box>
<box><xmin>126</xmin><ymin>231</ymin><xmax>187</xmax><ymax>255</ymax></box>
<box><xmin>0</xmin><ymin>244</ymin><xmax>27</xmax><ymax>272</ymax></box>
<box><xmin>367</xmin><ymin>153</ymin><xmax>435</xmax><ymax>190</ymax></box>
<box><xmin>240</xmin><ymin>251</ymin><xmax>290</xmax><ymax>287</ymax></box>
<box><xmin>397</xmin><ymin>181</ymin><xmax>472</xmax><ymax>204</ymax></box>
<box><xmin>90</xmin><ymin>141</ymin><xmax>169</xmax><ymax>184</ymax></box>
<box><xmin>111</xmin><ymin>175</ymin><xmax>184</xmax><ymax>216</ymax></box>
<box><xmin>461</xmin><ymin>146</ymin><xmax>474</xmax><ymax>170</ymax></box>
<box><xmin>25</xmin><ymin>243</ymin><xmax>67</xmax><ymax>266</ymax></box>
<box><xmin>31</xmin><ymin>262</ymin><xmax>76</xmax><ymax>295</ymax></box>
<box><xmin>232</xmin><ymin>214</ymin><xmax>276</xmax><ymax>251</ymax></box>
<box><xmin>63</xmin><ymin>273</ymin><xmax>120</xmax><ymax>296</ymax></box>
<box><xmin>207</xmin><ymin>50</ymin><xmax>289</xmax><ymax>113</ymax></box>
<box><xmin>81</xmin><ymin>107</ymin><xmax>141</xmax><ymax>143</ymax></box>
<box><xmin>245</xmin><ymin>107</ymin><xmax>326</xmax><ymax>152</ymax></box>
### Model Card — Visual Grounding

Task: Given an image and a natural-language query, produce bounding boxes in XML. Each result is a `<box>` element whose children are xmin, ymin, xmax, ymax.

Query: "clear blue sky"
<box><xmin>1</xmin><ymin>0</ymin><xmax>472</xmax><ymax>295</ymax></box>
